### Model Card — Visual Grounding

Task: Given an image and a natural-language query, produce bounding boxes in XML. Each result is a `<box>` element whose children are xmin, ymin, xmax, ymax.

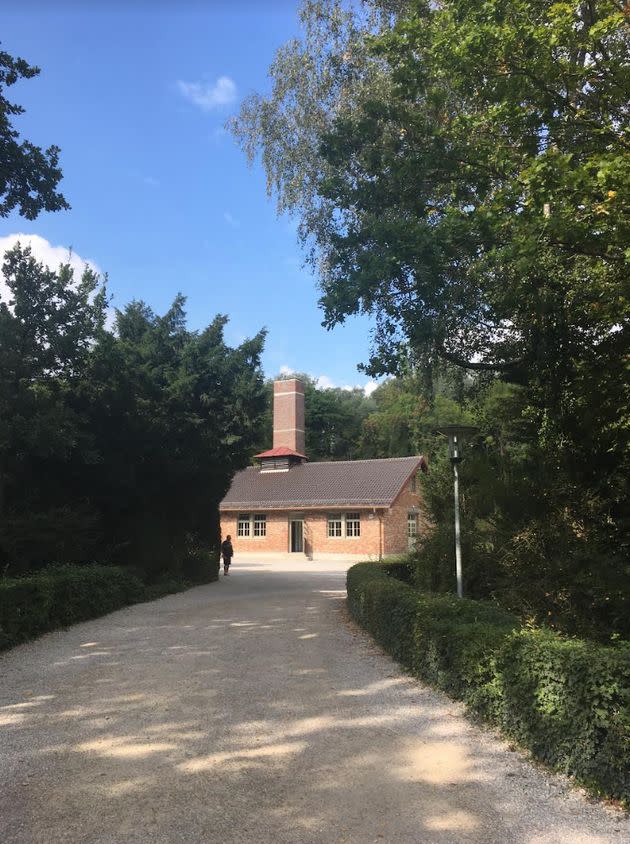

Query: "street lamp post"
<box><xmin>437</xmin><ymin>424</ymin><xmax>478</xmax><ymax>598</ymax></box>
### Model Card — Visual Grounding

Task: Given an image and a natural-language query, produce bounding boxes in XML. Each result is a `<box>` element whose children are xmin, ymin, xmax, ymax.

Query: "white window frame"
<box><xmin>407</xmin><ymin>511</ymin><xmax>418</xmax><ymax>538</ymax></box>
<box><xmin>327</xmin><ymin>514</ymin><xmax>343</xmax><ymax>538</ymax></box>
<box><xmin>253</xmin><ymin>514</ymin><xmax>267</xmax><ymax>537</ymax></box>
<box><xmin>327</xmin><ymin>512</ymin><xmax>362</xmax><ymax>538</ymax></box>
<box><xmin>238</xmin><ymin>513</ymin><xmax>251</xmax><ymax>537</ymax></box>
<box><xmin>345</xmin><ymin>512</ymin><xmax>361</xmax><ymax>537</ymax></box>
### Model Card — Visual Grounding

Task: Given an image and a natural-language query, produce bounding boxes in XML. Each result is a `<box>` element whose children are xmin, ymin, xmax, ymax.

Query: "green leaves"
<box><xmin>0</xmin><ymin>49</ymin><xmax>69</xmax><ymax>219</ymax></box>
<box><xmin>0</xmin><ymin>247</ymin><xmax>267</xmax><ymax>577</ymax></box>
<box><xmin>348</xmin><ymin>561</ymin><xmax>630</xmax><ymax>806</ymax></box>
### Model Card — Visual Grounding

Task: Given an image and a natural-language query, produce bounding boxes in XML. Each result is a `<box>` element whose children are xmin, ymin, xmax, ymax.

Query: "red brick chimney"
<box><xmin>273</xmin><ymin>378</ymin><xmax>305</xmax><ymax>455</ymax></box>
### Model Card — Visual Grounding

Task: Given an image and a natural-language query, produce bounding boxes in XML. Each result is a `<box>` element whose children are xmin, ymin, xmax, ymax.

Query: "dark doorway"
<box><xmin>290</xmin><ymin>520</ymin><xmax>304</xmax><ymax>553</ymax></box>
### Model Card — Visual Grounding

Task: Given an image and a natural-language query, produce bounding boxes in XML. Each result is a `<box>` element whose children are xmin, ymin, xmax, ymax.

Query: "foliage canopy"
<box><xmin>0</xmin><ymin>48</ymin><xmax>69</xmax><ymax>219</ymax></box>
<box><xmin>0</xmin><ymin>245</ymin><xmax>267</xmax><ymax>580</ymax></box>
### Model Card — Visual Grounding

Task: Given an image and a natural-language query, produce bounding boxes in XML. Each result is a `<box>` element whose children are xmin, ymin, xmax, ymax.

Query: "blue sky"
<box><xmin>1</xmin><ymin>0</ymin><xmax>377</xmax><ymax>392</ymax></box>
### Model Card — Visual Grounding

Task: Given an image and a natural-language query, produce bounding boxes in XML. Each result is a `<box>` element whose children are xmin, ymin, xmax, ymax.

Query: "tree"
<box><xmin>231</xmin><ymin>0</ymin><xmax>403</xmax><ymax>251</ymax></box>
<box><xmin>234</xmin><ymin>1</ymin><xmax>628</xmax><ymax>380</ymax></box>
<box><xmin>234</xmin><ymin>0</ymin><xmax>630</xmax><ymax>637</ymax></box>
<box><xmin>0</xmin><ymin>244</ymin><xmax>107</xmax><ymax>568</ymax></box>
<box><xmin>0</xmin><ymin>247</ymin><xmax>267</xmax><ymax>578</ymax></box>
<box><xmin>357</xmin><ymin>371</ymin><xmax>471</xmax><ymax>458</ymax></box>
<box><xmin>0</xmin><ymin>49</ymin><xmax>69</xmax><ymax>219</ymax></box>
<box><xmin>315</xmin><ymin>0</ymin><xmax>629</xmax><ymax>380</ymax></box>
<box><xmin>69</xmin><ymin>299</ymin><xmax>267</xmax><ymax>579</ymax></box>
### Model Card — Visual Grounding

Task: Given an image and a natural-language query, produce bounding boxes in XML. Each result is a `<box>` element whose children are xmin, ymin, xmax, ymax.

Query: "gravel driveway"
<box><xmin>1</xmin><ymin>558</ymin><xmax>627</xmax><ymax>844</ymax></box>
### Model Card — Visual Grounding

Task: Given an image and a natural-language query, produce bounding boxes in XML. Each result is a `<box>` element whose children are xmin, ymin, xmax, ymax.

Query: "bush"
<box><xmin>498</xmin><ymin>630</ymin><xmax>630</xmax><ymax>801</ymax></box>
<box><xmin>347</xmin><ymin>561</ymin><xmax>630</xmax><ymax>805</ymax></box>
<box><xmin>0</xmin><ymin>552</ymin><xmax>222</xmax><ymax>651</ymax></box>
<box><xmin>0</xmin><ymin>565</ymin><xmax>144</xmax><ymax>650</ymax></box>
<box><xmin>182</xmin><ymin>547</ymin><xmax>220</xmax><ymax>584</ymax></box>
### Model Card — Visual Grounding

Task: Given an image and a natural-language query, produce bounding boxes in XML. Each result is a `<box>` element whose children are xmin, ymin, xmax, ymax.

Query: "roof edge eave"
<box><xmin>219</xmin><ymin>502</ymin><xmax>392</xmax><ymax>512</ymax></box>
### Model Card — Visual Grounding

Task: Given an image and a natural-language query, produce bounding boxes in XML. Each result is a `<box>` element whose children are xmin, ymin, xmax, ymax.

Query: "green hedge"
<box><xmin>347</xmin><ymin>562</ymin><xmax>630</xmax><ymax>805</ymax></box>
<box><xmin>0</xmin><ymin>565</ymin><xmax>144</xmax><ymax>649</ymax></box>
<box><xmin>0</xmin><ymin>550</ymin><xmax>222</xmax><ymax>650</ymax></box>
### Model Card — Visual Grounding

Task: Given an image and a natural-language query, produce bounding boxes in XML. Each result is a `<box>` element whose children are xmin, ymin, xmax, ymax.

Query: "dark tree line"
<box><xmin>0</xmin><ymin>245</ymin><xmax>267</xmax><ymax>581</ymax></box>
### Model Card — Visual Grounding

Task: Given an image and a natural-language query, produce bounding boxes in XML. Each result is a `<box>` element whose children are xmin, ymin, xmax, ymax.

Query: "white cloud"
<box><xmin>0</xmin><ymin>233</ymin><xmax>100</xmax><ymax>277</ymax></box>
<box><xmin>177</xmin><ymin>76</ymin><xmax>237</xmax><ymax>111</ymax></box>
<box><xmin>0</xmin><ymin>233</ymin><xmax>115</xmax><ymax>329</ymax></box>
<box><xmin>315</xmin><ymin>374</ymin><xmax>336</xmax><ymax>390</ymax></box>
<box><xmin>0</xmin><ymin>233</ymin><xmax>102</xmax><ymax>306</ymax></box>
<box><xmin>223</xmin><ymin>211</ymin><xmax>240</xmax><ymax>228</ymax></box>
<box><xmin>143</xmin><ymin>175</ymin><xmax>159</xmax><ymax>187</ymax></box>
<box><xmin>278</xmin><ymin>365</ymin><xmax>378</xmax><ymax>397</ymax></box>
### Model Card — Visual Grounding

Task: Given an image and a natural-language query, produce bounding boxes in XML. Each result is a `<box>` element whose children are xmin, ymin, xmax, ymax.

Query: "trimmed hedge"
<box><xmin>347</xmin><ymin>561</ymin><xmax>630</xmax><ymax>806</ymax></box>
<box><xmin>0</xmin><ymin>555</ymin><xmax>219</xmax><ymax>651</ymax></box>
<box><xmin>0</xmin><ymin>565</ymin><xmax>144</xmax><ymax>649</ymax></box>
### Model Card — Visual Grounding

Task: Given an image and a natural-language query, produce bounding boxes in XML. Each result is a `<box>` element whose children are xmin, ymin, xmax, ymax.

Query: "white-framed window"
<box><xmin>345</xmin><ymin>512</ymin><xmax>361</xmax><ymax>537</ymax></box>
<box><xmin>328</xmin><ymin>513</ymin><xmax>361</xmax><ymax>538</ymax></box>
<box><xmin>407</xmin><ymin>512</ymin><xmax>418</xmax><ymax>538</ymax></box>
<box><xmin>254</xmin><ymin>514</ymin><xmax>267</xmax><ymax>537</ymax></box>
<box><xmin>327</xmin><ymin>515</ymin><xmax>343</xmax><ymax>538</ymax></box>
<box><xmin>238</xmin><ymin>513</ymin><xmax>251</xmax><ymax>537</ymax></box>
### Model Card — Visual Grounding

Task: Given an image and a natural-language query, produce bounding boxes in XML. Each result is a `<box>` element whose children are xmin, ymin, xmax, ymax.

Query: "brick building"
<box><xmin>219</xmin><ymin>378</ymin><xmax>428</xmax><ymax>561</ymax></box>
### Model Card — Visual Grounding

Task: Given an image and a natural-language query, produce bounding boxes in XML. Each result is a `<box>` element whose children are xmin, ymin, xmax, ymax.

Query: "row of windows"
<box><xmin>237</xmin><ymin>512</ymin><xmax>418</xmax><ymax>539</ymax></box>
<box><xmin>236</xmin><ymin>512</ymin><xmax>363</xmax><ymax>539</ymax></box>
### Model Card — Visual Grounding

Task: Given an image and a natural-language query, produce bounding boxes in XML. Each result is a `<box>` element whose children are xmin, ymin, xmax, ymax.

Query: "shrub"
<box><xmin>347</xmin><ymin>561</ymin><xmax>630</xmax><ymax>805</ymax></box>
<box><xmin>498</xmin><ymin>630</ymin><xmax>630</xmax><ymax>801</ymax></box>
<box><xmin>182</xmin><ymin>547</ymin><xmax>220</xmax><ymax>584</ymax></box>
<box><xmin>0</xmin><ymin>565</ymin><xmax>144</xmax><ymax>650</ymax></box>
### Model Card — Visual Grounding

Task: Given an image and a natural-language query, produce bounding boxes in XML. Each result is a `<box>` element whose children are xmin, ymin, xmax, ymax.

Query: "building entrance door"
<box><xmin>290</xmin><ymin>519</ymin><xmax>304</xmax><ymax>553</ymax></box>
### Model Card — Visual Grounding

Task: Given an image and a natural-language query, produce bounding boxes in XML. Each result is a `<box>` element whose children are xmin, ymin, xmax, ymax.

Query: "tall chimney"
<box><xmin>273</xmin><ymin>378</ymin><xmax>305</xmax><ymax>455</ymax></box>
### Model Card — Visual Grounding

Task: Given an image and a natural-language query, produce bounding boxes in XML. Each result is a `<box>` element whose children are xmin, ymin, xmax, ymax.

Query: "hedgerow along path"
<box><xmin>0</xmin><ymin>558</ymin><xmax>627</xmax><ymax>844</ymax></box>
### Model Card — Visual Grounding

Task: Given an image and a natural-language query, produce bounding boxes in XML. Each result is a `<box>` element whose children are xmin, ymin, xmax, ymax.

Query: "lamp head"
<box><xmin>436</xmin><ymin>424</ymin><xmax>478</xmax><ymax>463</ymax></box>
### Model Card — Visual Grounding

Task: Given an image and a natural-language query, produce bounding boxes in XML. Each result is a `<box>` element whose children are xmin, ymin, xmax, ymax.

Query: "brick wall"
<box><xmin>383</xmin><ymin>476</ymin><xmax>430</xmax><ymax>555</ymax></box>
<box><xmin>303</xmin><ymin>510</ymin><xmax>383</xmax><ymax>558</ymax></box>
<box><xmin>219</xmin><ymin>466</ymin><xmax>430</xmax><ymax>560</ymax></box>
<box><xmin>220</xmin><ymin>511</ymin><xmax>290</xmax><ymax>553</ymax></box>
<box><xmin>273</xmin><ymin>379</ymin><xmax>305</xmax><ymax>455</ymax></box>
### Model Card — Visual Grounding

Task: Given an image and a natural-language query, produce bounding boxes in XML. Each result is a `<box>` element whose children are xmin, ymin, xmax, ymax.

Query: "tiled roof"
<box><xmin>254</xmin><ymin>446</ymin><xmax>307</xmax><ymax>459</ymax></box>
<box><xmin>220</xmin><ymin>455</ymin><xmax>425</xmax><ymax>510</ymax></box>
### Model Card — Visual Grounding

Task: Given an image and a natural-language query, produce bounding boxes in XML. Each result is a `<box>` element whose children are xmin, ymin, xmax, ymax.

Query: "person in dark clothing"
<box><xmin>221</xmin><ymin>535</ymin><xmax>234</xmax><ymax>576</ymax></box>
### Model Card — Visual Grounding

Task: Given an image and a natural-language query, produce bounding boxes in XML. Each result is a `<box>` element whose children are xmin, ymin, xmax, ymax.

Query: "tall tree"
<box><xmin>0</xmin><ymin>244</ymin><xmax>106</xmax><ymax>567</ymax></box>
<box><xmin>232</xmin><ymin>0</ymin><xmax>630</xmax><ymax>635</ymax></box>
<box><xmin>70</xmin><ymin>299</ymin><xmax>267</xmax><ymax>578</ymax></box>
<box><xmin>0</xmin><ymin>247</ymin><xmax>267</xmax><ymax>577</ymax></box>
<box><xmin>0</xmin><ymin>49</ymin><xmax>69</xmax><ymax>219</ymax></box>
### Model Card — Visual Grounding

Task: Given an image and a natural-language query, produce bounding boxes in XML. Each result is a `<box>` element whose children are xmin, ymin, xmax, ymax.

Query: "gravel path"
<box><xmin>0</xmin><ymin>558</ymin><xmax>628</xmax><ymax>844</ymax></box>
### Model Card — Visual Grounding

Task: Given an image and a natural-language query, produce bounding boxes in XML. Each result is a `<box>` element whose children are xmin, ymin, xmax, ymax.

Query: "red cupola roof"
<box><xmin>255</xmin><ymin>446</ymin><xmax>307</xmax><ymax>460</ymax></box>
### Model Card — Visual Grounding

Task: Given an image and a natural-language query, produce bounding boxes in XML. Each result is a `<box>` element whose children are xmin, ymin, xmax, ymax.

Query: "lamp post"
<box><xmin>437</xmin><ymin>424</ymin><xmax>478</xmax><ymax>598</ymax></box>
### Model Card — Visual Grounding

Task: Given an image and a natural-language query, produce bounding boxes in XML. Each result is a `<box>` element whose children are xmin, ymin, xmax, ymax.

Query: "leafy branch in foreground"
<box><xmin>0</xmin><ymin>48</ymin><xmax>69</xmax><ymax>219</ymax></box>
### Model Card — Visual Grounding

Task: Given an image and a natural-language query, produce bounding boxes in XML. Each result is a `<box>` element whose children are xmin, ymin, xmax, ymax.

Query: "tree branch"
<box><xmin>436</xmin><ymin>346</ymin><xmax>525</xmax><ymax>371</ymax></box>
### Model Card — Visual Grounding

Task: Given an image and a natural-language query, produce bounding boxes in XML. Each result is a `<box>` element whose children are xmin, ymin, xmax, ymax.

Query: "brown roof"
<box><xmin>220</xmin><ymin>455</ymin><xmax>424</xmax><ymax>511</ymax></box>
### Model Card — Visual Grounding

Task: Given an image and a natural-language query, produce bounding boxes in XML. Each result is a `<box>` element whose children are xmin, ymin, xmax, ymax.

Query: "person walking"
<box><xmin>221</xmin><ymin>535</ymin><xmax>234</xmax><ymax>576</ymax></box>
